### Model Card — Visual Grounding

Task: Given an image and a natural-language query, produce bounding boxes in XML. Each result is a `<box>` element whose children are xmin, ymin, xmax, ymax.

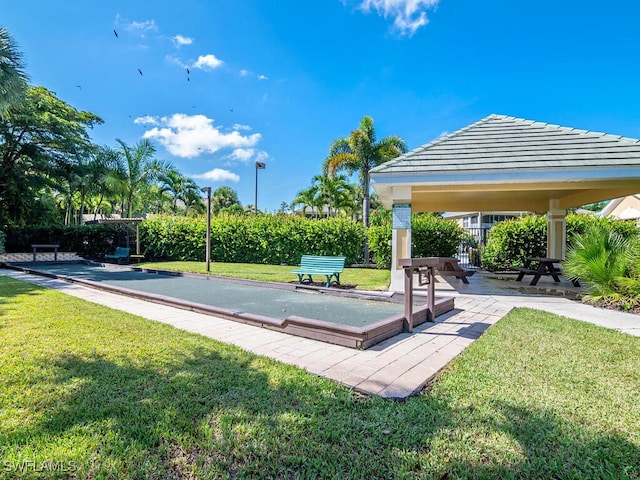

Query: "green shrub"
<box><xmin>367</xmin><ymin>222</ymin><xmax>392</xmax><ymax>268</ymax></box>
<box><xmin>368</xmin><ymin>213</ymin><xmax>464</xmax><ymax>269</ymax></box>
<box><xmin>481</xmin><ymin>215</ymin><xmax>547</xmax><ymax>271</ymax></box>
<box><xmin>412</xmin><ymin>213</ymin><xmax>464</xmax><ymax>258</ymax></box>
<box><xmin>0</xmin><ymin>230</ymin><xmax>5</xmax><ymax>253</ymax></box>
<box><xmin>141</xmin><ymin>214</ymin><xmax>365</xmax><ymax>265</ymax></box>
<box><xmin>564</xmin><ymin>224</ymin><xmax>640</xmax><ymax>309</ymax></box>
<box><xmin>4</xmin><ymin>225</ymin><xmax>120</xmax><ymax>257</ymax></box>
<box><xmin>481</xmin><ymin>214</ymin><xmax>640</xmax><ymax>271</ymax></box>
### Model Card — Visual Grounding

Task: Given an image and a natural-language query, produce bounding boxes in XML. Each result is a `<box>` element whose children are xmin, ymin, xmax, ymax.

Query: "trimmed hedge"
<box><xmin>140</xmin><ymin>214</ymin><xmax>366</xmax><ymax>266</ymax></box>
<box><xmin>481</xmin><ymin>214</ymin><xmax>640</xmax><ymax>271</ymax></box>
<box><xmin>368</xmin><ymin>213</ymin><xmax>464</xmax><ymax>269</ymax></box>
<box><xmin>4</xmin><ymin>225</ymin><xmax>121</xmax><ymax>257</ymax></box>
<box><xmin>5</xmin><ymin>213</ymin><xmax>466</xmax><ymax>269</ymax></box>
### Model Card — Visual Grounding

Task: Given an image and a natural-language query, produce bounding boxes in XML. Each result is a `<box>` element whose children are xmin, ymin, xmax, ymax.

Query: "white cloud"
<box><xmin>239</xmin><ymin>69</ymin><xmax>251</xmax><ymax>76</ymax></box>
<box><xmin>357</xmin><ymin>0</ymin><xmax>439</xmax><ymax>36</ymax></box>
<box><xmin>193</xmin><ymin>54</ymin><xmax>223</xmax><ymax>70</ymax></box>
<box><xmin>226</xmin><ymin>148</ymin><xmax>269</xmax><ymax>163</ymax></box>
<box><xmin>165</xmin><ymin>54</ymin><xmax>189</xmax><ymax>69</ymax></box>
<box><xmin>258</xmin><ymin>74</ymin><xmax>268</xmax><ymax>80</ymax></box>
<box><xmin>193</xmin><ymin>168</ymin><xmax>240</xmax><ymax>183</ymax></box>
<box><xmin>126</xmin><ymin>19</ymin><xmax>158</xmax><ymax>34</ymax></box>
<box><xmin>173</xmin><ymin>34</ymin><xmax>193</xmax><ymax>47</ymax></box>
<box><xmin>134</xmin><ymin>115</ymin><xmax>160</xmax><ymax>125</ymax></box>
<box><xmin>232</xmin><ymin>123</ymin><xmax>252</xmax><ymax>131</ymax></box>
<box><xmin>228</xmin><ymin>148</ymin><xmax>255</xmax><ymax>162</ymax></box>
<box><xmin>142</xmin><ymin>114</ymin><xmax>261</xmax><ymax>158</ymax></box>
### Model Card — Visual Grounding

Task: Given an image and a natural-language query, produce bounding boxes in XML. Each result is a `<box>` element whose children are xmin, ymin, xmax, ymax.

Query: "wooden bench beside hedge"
<box><xmin>291</xmin><ymin>255</ymin><xmax>346</xmax><ymax>288</ymax></box>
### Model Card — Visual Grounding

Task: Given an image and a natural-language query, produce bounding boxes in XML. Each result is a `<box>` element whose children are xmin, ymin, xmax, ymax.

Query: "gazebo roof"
<box><xmin>370</xmin><ymin>114</ymin><xmax>640</xmax><ymax>212</ymax></box>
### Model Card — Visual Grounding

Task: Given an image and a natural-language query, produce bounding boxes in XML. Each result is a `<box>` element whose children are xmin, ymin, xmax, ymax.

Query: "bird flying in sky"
<box><xmin>138</xmin><ymin>68</ymin><xmax>143</xmax><ymax>76</ymax></box>
<box><xmin>113</xmin><ymin>29</ymin><xmax>118</xmax><ymax>38</ymax></box>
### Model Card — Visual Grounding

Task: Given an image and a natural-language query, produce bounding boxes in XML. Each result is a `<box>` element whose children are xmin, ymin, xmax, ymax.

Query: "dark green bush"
<box><xmin>481</xmin><ymin>215</ymin><xmax>547</xmax><ymax>271</ymax></box>
<box><xmin>4</xmin><ymin>225</ymin><xmax>120</xmax><ymax>257</ymax></box>
<box><xmin>368</xmin><ymin>213</ymin><xmax>464</xmax><ymax>269</ymax></box>
<box><xmin>140</xmin><ymin>214</ymin><xmax>365</xmax><ymax>265</ymax></box>
<box><xmin>412</xmin><ymin>213</ymin><xmax>465</xmax><ymax>258</ymax></box>
<box><xmin>481</xmin><ymin>214</ymin><xmax>640</xmax><ymax>271</ymax></box>
<box><xmin>0</xmin><ymin>231</ymin><xmax>5</xmax><ymax>253</ymax></box>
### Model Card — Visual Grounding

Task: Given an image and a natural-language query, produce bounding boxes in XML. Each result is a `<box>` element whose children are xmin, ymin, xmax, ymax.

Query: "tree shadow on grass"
<box><xmin>3</xmin><ymin>329</ymin><xmax>639</xmax><ymax>479</ymax></box>
<box><xmin>5</xmin><ymin>344</ymin><xmax>457</xmax><ymax>479</ymax></box>
<box><xmin>433</xmin><ymin>399</ymin><xmax>640</xmax><ymax>480</ymax></box>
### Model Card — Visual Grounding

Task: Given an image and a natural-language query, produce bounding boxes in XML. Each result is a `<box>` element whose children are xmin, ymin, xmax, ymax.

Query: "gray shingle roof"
<box><xmin>371</xmin><ymin>114</ymin><xmax>640</xmax><ymax>175</ymax></box>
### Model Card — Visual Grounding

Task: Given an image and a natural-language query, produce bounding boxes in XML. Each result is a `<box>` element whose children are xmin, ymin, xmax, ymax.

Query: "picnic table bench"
<box><xmin>31</xmin><ymin>244</ymin><xmax>59</xmax><ymax>262</ymax></box>
<box><xmin>513</xmin><ymin>257</ymin><xmax>580</xmax><ymax>287</ymax></box>
<box><xmin>291</xmin><ymin>255</ymin><xmax>346</xmax><ymax>288</ymax></box>
<box><xmin>435</xmin><ymin>257</ymin><xmax>475</xmax><ymax>284</ymax></box>
<box><xmin>105</xmin><ymin>247</ymin><xmax>131</xmax><ymax>265</ymax></box>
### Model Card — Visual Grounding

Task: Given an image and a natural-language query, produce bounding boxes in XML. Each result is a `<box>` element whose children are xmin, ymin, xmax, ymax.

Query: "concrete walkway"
<box><xmin>2</xmin><ymin>267</ymin><xmax>639</xmax><ymax>398</ymax></box>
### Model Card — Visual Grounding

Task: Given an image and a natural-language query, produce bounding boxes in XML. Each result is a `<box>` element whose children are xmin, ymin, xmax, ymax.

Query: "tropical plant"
<box><xmin>160</xmin><ymin>168</ymin><xmax>201</xmax><ymax>214</ymax></box>
<box><xmin>564</xmin><ymin>224</ymin><xmax>640</xmax><ymax>308</ymax></box>
<box><xmin>112</xmin><ymin>139</ymin><xmax>170</xmax><ymax>218</ymax></box>
<box><xmin>89</xmin><ymin>146</ymin><xmax>121</xmax><ymax>220</ymax></box>
<box><xmin>0</xmin><ymin>27</ymin><xmax>28</xmax><ymax>117</ymax></box>
<box><xmin>322</xmin><ymin>115</ymin><xmax>407</xmax><ymax>228</ymax></box>
<box><xmin>0</xmin><ymin>86</ymin><xmax>102</xmax><ymax>226</ymax></box>
<box><xmin>211</xmin><ymin>186</ymin><xmax>241</xmax><ymax>215</ymax></box>
<box><xmin>311</xmin><ymin>174</ymin><xmax>356</xmax><ymax>217</ymax></box>
<box><xmin>293</xmin><ymin>184</ymin><xmax>321</xmax><ymax>218</ymax></box>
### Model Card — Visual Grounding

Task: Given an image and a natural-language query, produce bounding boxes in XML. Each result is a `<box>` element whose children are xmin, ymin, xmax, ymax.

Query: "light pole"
<box><xmin>201</xmin><ymin>186</ymin><xmax>212</xmax><ymax>272</ymax></box>
<box><xmin>254</xmin><ymin>161</ymin><xmax>266</xmax><ymax>214</ymax></box>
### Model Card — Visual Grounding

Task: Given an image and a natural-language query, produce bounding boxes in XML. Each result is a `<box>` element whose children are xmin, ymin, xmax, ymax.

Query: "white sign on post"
<box><xmin>392</xmin><ymin>203</ymin><xmax>411</xmax><ymax>229</ymax></box>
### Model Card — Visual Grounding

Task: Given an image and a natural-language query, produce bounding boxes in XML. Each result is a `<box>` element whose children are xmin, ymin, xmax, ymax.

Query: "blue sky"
<box><xmin>4</xmin><ymin>0</ymin><xmax>640</xmax><ymax>211</ymax></box>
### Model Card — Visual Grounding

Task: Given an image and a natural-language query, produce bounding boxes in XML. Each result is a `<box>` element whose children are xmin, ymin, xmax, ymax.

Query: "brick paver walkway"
<box><xmin>1</xmin><ymin>268</ymin><xmax>513</xmax><ymax>398</ymax></box>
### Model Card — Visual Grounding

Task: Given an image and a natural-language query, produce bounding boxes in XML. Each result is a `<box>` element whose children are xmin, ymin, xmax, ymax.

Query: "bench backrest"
<box><xmin>299</xmin><ymin>255</ymin><xmax>346</xmax><ymax>271</ymax></box>
<box><xmin>114</xmin><ymin>247</ymin><xmax>130</xmax><ymax>256</ymax></box>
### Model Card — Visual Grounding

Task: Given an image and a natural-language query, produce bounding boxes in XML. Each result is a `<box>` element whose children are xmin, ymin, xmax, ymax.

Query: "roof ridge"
<box><xmin>487</xmin><ymin>114</ymin><xmax>640</xmax><ymax>144</ymax></box>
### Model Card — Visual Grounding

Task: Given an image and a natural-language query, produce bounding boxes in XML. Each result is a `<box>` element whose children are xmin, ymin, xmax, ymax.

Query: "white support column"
<box><xmin>547</xmin><ymin>199</ymin><xmax>567</xmax><ymax>259</ymax></box>
<box><xmin>390</xmin><ymin>187</ymin><xmax>412</xmax><ymax>292</ymax></box>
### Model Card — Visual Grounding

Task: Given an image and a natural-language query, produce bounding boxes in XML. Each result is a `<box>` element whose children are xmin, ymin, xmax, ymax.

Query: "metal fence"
<box><xmin>457</xmin><ymin>227</ymin><xmax>490</xmax><ymax>268</ymax></box>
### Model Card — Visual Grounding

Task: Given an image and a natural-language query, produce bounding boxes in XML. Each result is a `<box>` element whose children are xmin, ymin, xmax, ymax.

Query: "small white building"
<box><xmin>442</xmin><ymin>211</ymin><xmax>525</xmax><ymax>229</ymax></box>
<box><xmin>599</xmin><ymin>195</ymin><xmax>640</xmax><ymax>220</ymax></box>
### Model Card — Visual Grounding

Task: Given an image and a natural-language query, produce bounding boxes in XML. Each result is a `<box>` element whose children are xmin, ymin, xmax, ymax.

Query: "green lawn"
<box><xmin>139</xmin><ymin>260</ymin><xmax>391</xmax><ymax>291</ymax></box>
<box><xmin>1</xmin><ymin>275</ymin><xmax>639</xmax><ymax>479</ymax></box>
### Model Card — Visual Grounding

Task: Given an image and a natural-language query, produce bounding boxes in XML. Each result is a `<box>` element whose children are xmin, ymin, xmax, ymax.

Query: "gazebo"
<box><xmin>370</xmin><ymin>114</ymin><xmax>640</xmax><ymax>291</ymax></box>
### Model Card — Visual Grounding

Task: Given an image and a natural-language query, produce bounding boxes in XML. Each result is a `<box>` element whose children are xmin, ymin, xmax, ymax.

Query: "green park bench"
<box><xmin>105</xmin><ymin>247</ymin><xmax>131</xmax><ymax>265</ymax></box>
<box><xmin>291</xmin><ymin>255</ymin><xmax>346</xmax><ymax>288</ymax></box>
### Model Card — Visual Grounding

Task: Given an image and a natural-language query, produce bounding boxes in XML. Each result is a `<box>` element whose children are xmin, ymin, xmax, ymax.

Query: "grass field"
<box><xmin>1</xmin><ymin>275</ymin><xmax>639</xmax><ymax>479</ymax></box>
<box><xmin>139</xmin><ymin>260</ymin><xmax>391</xmax><ymax>291</ymax></box>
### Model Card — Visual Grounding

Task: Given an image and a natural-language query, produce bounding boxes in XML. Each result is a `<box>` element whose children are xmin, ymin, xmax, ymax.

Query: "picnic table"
<box><xmin>31</xmin><ymin>244</ymin><xmax>59</xmax><ymax>262</ymax></box>
<box><xmin>514</xmin><ymin>257</ymin><xmax>580</xmax><ymax>287</ymax></box>
<box><xmin>435</xmin><ymin>257</ymin><xmax>475</xmax><ymax>284</ymax></box>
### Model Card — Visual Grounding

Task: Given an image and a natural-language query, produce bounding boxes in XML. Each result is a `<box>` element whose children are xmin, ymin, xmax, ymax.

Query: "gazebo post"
<box><xmin>390</xmin><ymin>187</ymin><xmax>413</xmax><ymax>292</ymax></box>
<box><xmin>136</xmin><ymin>223</ymin><xmax>140</xmax><ymax>255</ymax></box>
<box><xmin>547</xmin><ymin>199</ymin><xmax>567</xmax><ymax>259</ymax></box>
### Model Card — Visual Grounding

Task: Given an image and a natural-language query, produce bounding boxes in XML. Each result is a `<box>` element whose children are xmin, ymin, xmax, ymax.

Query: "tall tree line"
<box><xmin>0</xmin><ymin>27</ymin><xmax>206</xmax><ymax>227</ymax></box>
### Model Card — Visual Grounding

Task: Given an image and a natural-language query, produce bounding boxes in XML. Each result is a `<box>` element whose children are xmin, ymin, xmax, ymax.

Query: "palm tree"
<box><xmin>211</xmin><ymin>186</ymin><xmax>240</xmax><ymax>214</ymax></box>
<box><xmin>113</xmin><ymin>138</ymin><xmax>170</xmax><ymax>217</ymax></box>
<box><xmin>293</xmin><ymin>184</ymin><xmax>321</xmax><ymax>218</ymax></box>
<box><xmin>0</xmin><ymin>27</ymin><xmax>28</xmax><ymax>117</ymax></box>
<box><xmin>90</xmin><ymin>146</ymin><xmax>120</xmax><ymax>220</ymax></box>
<box><xmin>311</xmin><ymin>174</ymin><xmax>356</xmax><ymax>217</ymax></box>
<box><xmin>323</xmin><ymin>115</ymin><xmax>407</xmax><ymax>227</ymax></box>
<box><xmin>160</xmin><ymin>168</ymin><xmax>201</xmax><ymax>214</ymax></box>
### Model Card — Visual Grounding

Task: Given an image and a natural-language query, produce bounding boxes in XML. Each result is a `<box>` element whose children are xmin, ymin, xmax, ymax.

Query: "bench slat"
<box><xmin>292</xmin><ymin>255</ymin><xmax>346</xmax><ymax>287</ymax></box>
